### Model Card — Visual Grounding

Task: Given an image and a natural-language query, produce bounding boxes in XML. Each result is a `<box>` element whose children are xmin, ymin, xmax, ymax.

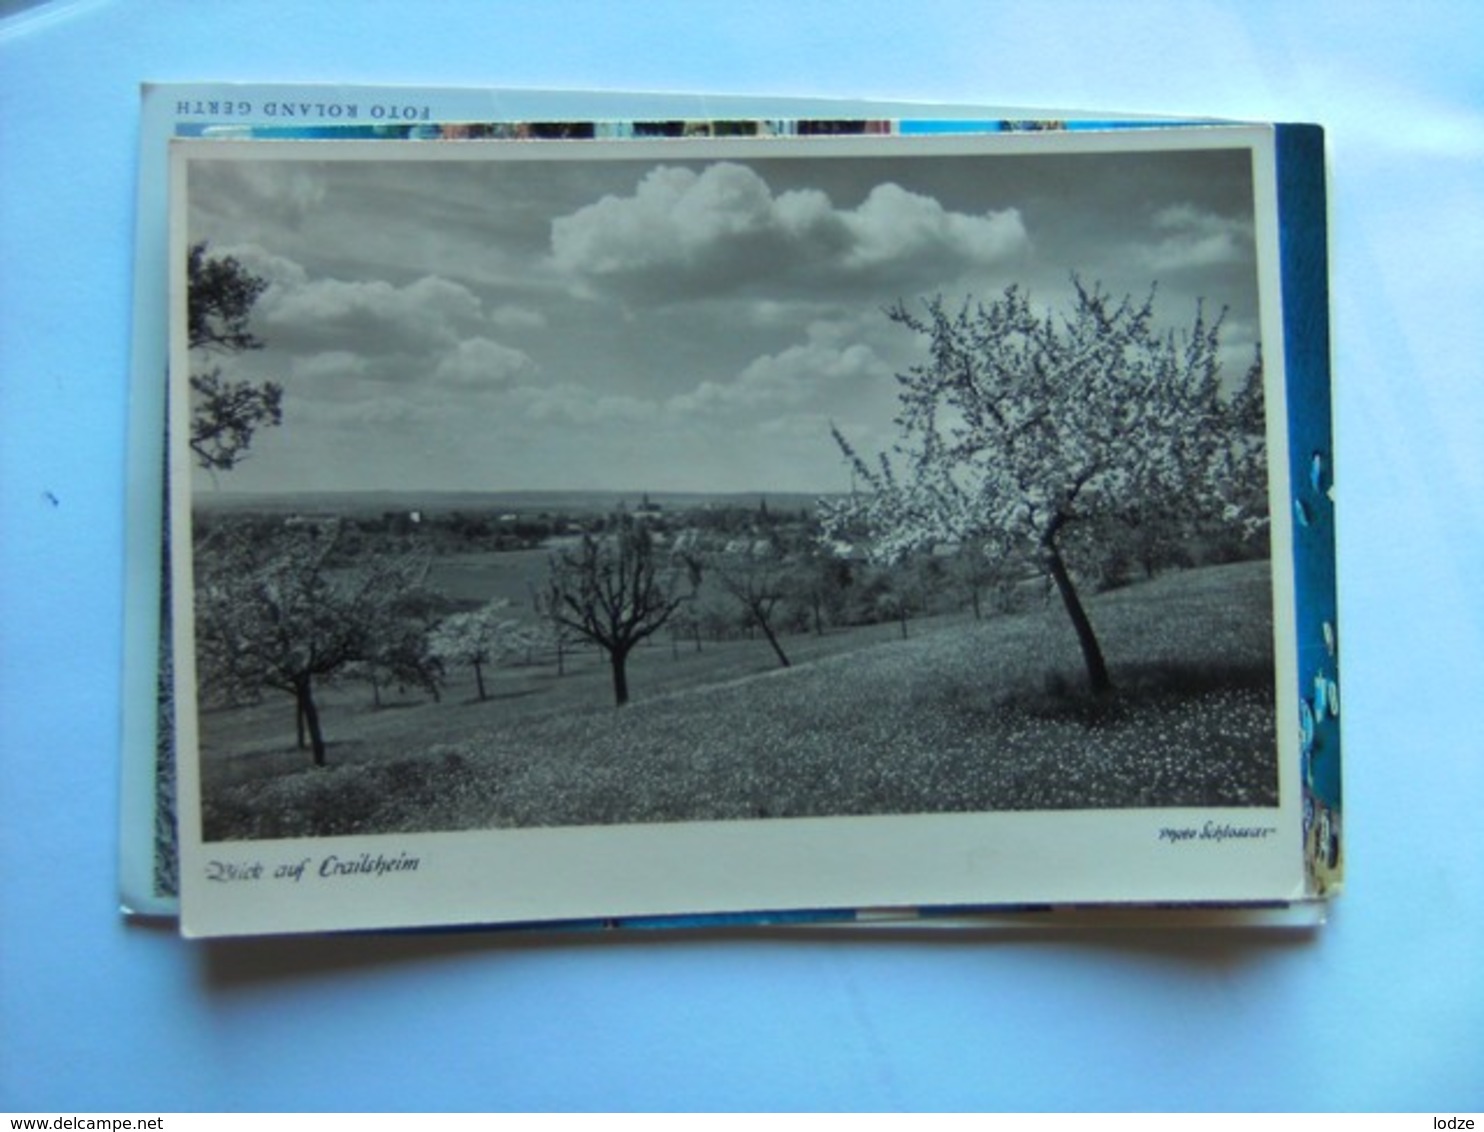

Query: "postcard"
<box><xmin>163</xmin><ymin>122</ymin><xmax>1334</xmax><ymax>937</ymax></box>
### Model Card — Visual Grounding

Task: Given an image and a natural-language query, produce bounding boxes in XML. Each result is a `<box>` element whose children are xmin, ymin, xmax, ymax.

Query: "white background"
<box><xmin>2</xmin><ymin>0</ymin><xmax>1481</xmax><ymax>1111</ymax></box>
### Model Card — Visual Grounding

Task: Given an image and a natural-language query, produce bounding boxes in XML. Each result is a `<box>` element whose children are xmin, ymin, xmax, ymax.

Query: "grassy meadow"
<box><xmin>199</xmin><ymin>559</ymin><xmax>1278</xmax><ymax>840</ymax></box>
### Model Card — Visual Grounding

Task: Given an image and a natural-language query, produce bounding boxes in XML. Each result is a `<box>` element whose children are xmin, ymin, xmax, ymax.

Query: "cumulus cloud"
<box><xmin>841</xmin><ymin>182</ymin><xmax>1026</xmax><ymax>272</ymax></box>
<box><xmin>1143</xmin><ymin>204</ymin><xmax>1255</xmax><ymax>271</ymax></box>
<box><xmin>256</xmin><ymin>273</ymin><xmax>487</xmax><ymax>356</ymax></box>
<box><xmin>550</xmin><ymin>162</ymin><xmax>1026</xmax><ymax>300</ymax></box>
<box><xmin>431</xmin><ymin>337</ymin><xmax>537</xmax><ymax>388</ymax></box>
<box><xmin>202</xmin><ymin>246</ymin><xmax>543</xmax><ymax>421</ymax></box>
<box><xmin>668</xmin><ymin>321</ymin><xmax>891</xmax><ymax>416</ymax></box>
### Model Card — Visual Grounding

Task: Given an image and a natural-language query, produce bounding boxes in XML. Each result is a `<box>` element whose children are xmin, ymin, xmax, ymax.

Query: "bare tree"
<box><xmin>711</xmin><ymin>543</ymin><xmax>794</xmax><ymax>669</ymax></box>
<box><xmin>546</xmin><ymin>519</ymin><xmax>683</xmax><ymax>706</ymax></box>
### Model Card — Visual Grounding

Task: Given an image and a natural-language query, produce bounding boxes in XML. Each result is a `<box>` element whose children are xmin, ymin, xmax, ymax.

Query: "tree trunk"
<box><xmin>472</xmin><ymin>659</ymin><xmax>487</xmax><ymax>701</ymax></box>
<box><xmin>609</xmin><ymin>646</ymin><xmax>630</xmax><ymax>706</ymax></box>
<box><xmin>295</xmin><ymin>676</ymin><xmax>328</xmax><ymax>766</ymax></box>
<box><xmin>295</xmin><ymin>699</ymin><xmax>306</xmax><ymax>750</ymax></box>
<box><xmin>754</xmin><ymin>612</ymin><xmax>792</xmax><ymax>669</ymax></box>
<box><xmin>1043</xmin><ymin>534</ymin><xmax>1113</xmax><ymax>696</ymax></box>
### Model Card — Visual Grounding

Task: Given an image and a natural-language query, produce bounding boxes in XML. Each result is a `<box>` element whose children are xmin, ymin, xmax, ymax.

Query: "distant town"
<box><xmin>195</xmin><ymin>489</ymin><xmax>843</xmax><ymax>557</ymax></box>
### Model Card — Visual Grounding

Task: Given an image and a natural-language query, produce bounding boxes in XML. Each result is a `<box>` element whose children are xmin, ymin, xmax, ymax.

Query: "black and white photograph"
<box><xmin>169</xmin><ymin>128</ymin><xmax>1301</xmax><ymax>933</ymax></box>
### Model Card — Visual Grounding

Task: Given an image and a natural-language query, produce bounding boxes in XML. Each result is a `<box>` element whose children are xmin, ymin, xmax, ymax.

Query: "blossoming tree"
<box><xmin>825</xmin><ymin>280</ymin><xmax>1264</xmax><ymax>696</ymax></box>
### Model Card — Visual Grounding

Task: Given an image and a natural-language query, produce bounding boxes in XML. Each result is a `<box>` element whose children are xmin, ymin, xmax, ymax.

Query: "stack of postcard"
<box><xmin>120</xmin><ymin>84</ymin><xmax>1341</xmax><ymax>938</ymax></box>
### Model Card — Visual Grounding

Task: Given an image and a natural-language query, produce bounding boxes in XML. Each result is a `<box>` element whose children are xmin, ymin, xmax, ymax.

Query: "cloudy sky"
<box><xmin>184</xmin><ymin>135</ymin><xmax>1262</xmax><ymax>497</ymax></box>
